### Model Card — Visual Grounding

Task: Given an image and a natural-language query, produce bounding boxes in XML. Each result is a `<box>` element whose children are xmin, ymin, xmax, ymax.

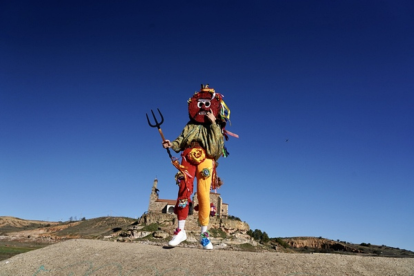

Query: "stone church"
<box><xmin>147</xmin><ymin>178</ymin><xmax>229</xmax><ymax>218</ymax></box>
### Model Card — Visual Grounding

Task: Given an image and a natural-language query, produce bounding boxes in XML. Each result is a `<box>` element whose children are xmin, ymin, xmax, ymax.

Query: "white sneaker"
<box><xmin>200</xmin><ymin>232</ymin><xmax>213</xmax><ymax>250</ymax></box>
<box><xmin>203</xmin><ymin>240</ymin><xmax>213</xmax><ymax>250</ymax></box>
<box><xmin>168</xmin><ymin>229</ymin><xmax>187</xmax><ymax>247</ymax></box>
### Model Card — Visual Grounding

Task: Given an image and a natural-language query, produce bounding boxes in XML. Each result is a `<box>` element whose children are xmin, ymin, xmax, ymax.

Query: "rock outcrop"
<box><xmin>138</xmin><ymin>212</ymin><xmax>249</xmax><ymax>233</ymax></box>
<box><xmin>284</xmin><ymin>237</ymin><xmax>362</xmax><ymax>253</ymax></box>
<box><xmin>137</xmin><ymin>212</ymin><xmax>175</xmax><ymax>226</ymax></box>
<box><xmin>132</xmin><ymin>212</ymin><xmax>253</xmax><ymax>246</ymax></box>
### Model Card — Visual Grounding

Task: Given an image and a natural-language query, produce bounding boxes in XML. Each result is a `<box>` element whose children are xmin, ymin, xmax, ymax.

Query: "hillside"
<box><xmin>0</xmin><ymin>217</ymin><xmax>59</xmax><ymax>234</ymax></box>
<box><xmin>1</xmin><ymin>215</ymin><xmax>413</xmax><ymax>262</ymax></box>
<box><xmin>276</xmin><ymin>237</ymin><xmax>414</xmax><ymax>258</ymax></box>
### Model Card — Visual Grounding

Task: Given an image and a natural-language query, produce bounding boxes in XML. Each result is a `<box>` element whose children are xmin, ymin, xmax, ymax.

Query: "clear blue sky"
<box><xmin>1</xmin><ymin>1</ymin><xmax>413</xmax><ymax>251</ymax></box>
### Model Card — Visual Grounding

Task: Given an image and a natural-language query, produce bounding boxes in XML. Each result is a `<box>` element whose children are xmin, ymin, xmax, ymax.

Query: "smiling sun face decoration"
<box><xmin>188</xmin><ymin>84</ymin><xmax>222</xmax><ymax>124</ymax></box>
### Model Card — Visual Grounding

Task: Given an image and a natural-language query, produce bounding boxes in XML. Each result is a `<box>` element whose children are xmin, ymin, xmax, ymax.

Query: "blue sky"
<box><xmin>1</xmin><ymin>1</ymin><xmax>413</xmax><ymax>251</ymax></box>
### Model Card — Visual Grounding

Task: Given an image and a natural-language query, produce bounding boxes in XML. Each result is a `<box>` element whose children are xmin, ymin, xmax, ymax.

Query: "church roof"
<box><xmin>155</xmin><ymin>198</ymin><xmax>228</xmax><ymax>206</ymax></box>
<box><xmin>155</xmin><ymin>199</ymin><xmax>176</xmax><ymax>205</ymax></box>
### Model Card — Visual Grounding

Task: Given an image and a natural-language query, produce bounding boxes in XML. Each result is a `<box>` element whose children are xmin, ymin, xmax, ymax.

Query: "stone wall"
<box><xmin>147</xmin><ymin>178</ymin><xmax>229</xmax><ymax>217</ymax></box>
<box><xmin>147</xmin><ymin>179</ymin><xmax>172</xmax><ymax>213</ymax></box>
<box><xmin>192</xmin><ymin>192</ymin><xmax>228</xmax><ymax>217</ymax></box>
<box><xmin>148</xmin><ymin>179</ymin><xmax>159</xmax><ymax>212</ymax></box>
<box><xmin>138</xmin><ymin>212</ymin><xmax>249</xmax><ymax>234</ymax></box>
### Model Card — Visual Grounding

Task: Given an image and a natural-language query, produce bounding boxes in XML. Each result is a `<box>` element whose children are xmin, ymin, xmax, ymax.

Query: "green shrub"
<box><xmin>228</xmin><ymin>215</ymin><xmax>241</xmax><ymax>221</ymax></box>
<box><xmin>274</xmin><ymin>238</ymin><xmax>290</xmax><ymax>248</ymax></box>
<box><xmin>0</xmin><ymin>246</ymin><xmax>38</xmax><ymax>261</ymax></box>
<box><xmin>261</xmin><ymin>232</ymin><xmax>270</xmax><ymax>243</ymax></box>
<box><xmin>239</xmin><ymin>243</ymin><xmax>256</xmax><ymax>252</ymax></box>
<box><xmin>209</xmin><ymin>228</ymin><xmax>227</xmax><ymax>239</ymax></box>
<box><xmin>247</xmin><ymin>229</ymin><xmax>270</xmax><ymax>243</ymax></box>
<box><xmin>253</xmin><ymin>229</ymin><xmax>262</xmax><ymax>241</ymax></box>
<box><xmin>141</xmin><ymin>223</ymin><xmax>159</xmax><ymax>232</ymax></box>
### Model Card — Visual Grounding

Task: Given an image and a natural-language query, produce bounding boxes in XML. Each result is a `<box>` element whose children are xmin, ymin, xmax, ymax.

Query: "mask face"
<box><xmin>188</xmin><ymin>92</ymin><xmax>221</xmax><ymax>123</ymax></box>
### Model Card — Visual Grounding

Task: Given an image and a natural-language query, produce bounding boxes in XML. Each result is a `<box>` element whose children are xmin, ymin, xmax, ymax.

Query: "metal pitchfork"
<box><xmin>146</xmin><ymin>108</ymin><xmax>192</xmax><ymax>181</ymax></box>
<box><xmin>146</xmin><ymin>108</ymin><xmax>173</xmax><ymax>160</ymax></box>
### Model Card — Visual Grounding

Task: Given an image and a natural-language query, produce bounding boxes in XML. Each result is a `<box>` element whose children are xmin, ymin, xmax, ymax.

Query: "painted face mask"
<box><xmin>188</xmin><ymin>85</ymin><xmax>221</xmax><ymax>123</ymax></box>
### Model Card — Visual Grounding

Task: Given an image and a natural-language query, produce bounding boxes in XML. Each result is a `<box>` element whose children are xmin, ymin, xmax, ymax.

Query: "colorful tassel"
<box><xmin>222</xmin><ymin>146</ymin><xmax>230</xmax><ymax>158</ymax></box>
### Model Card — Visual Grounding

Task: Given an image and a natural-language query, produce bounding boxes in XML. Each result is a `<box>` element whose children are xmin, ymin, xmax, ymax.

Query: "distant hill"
<box><xmin>273</xmin><ymin>236</ymin><xmax>414</xmax><ymax>258</ymax></box>
<box><xmin>0</xmin><ymin>216</ymin><xmax>59</xmax><ymax>234</ymax></box>
<box><xmin>0</xmin><ymin>216</ymin><xmax>136</xmax><ymax>241</ymax></box>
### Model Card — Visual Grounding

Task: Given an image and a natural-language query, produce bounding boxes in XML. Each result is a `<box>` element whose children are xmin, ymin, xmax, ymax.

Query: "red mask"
<box><xmin>188</xmin><ymin>91</ymin><xmax>221</xmax><ymax>123</ymax></box>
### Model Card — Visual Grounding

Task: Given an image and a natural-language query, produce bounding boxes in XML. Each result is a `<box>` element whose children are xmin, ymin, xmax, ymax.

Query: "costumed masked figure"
<box><xmin>162</xmin><ymin>84</ymin><xmax>236</xmax><ymax>249</ymax></box>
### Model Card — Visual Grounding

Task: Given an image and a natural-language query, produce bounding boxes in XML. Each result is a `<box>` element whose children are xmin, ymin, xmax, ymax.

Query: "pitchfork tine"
<box><xmin>146</xmin><ymin>113</ymin><xmax>154</xmax><ymax>127</ymax></box>
<box><xmin>146</xmin><ymin>108</ymin><xmax>173</xmax><ymax>160</ymax></box>
<box><xmin>156</xmin><ymin>108</ymin><xmax>164</xmax><ymax>125</ymax></box>
<box><xmin>151</xmin><ymin>109</ymin><xmax>159</xmax><ymax>126</ymax></box>
<box><xmin>146</xmin><ymin>108</ymin><xmax>164</xmax><ymax>128</ymax></box>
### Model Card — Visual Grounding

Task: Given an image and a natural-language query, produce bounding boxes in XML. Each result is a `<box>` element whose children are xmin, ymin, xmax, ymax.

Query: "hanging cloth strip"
<box><xmin>220</xmin><ymin>100</ymin><xmax>231</xmax><ymax>122</ymax></box>
<box><xmin>171</xmin><ymin>158</ymin><xmax>192</xmax><ymax>180</ymax></box>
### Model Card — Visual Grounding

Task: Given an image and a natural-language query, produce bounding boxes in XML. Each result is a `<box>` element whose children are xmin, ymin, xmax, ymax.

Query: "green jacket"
<box><xmin>171</xmin><ymin>123</ymin><xmax>224</xmax><ymax>161</ymax></box>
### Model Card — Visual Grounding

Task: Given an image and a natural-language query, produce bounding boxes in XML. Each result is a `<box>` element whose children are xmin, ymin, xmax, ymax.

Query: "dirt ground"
<box><xmin>0</xmin><ymin>239</ymin><xmax>413</xmax><ymax>276</ymax></box>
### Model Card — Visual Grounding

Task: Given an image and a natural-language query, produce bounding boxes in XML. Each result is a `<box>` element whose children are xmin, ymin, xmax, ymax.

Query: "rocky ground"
<box><xmin>1</xmin><ymin>239</ymin><xmax>414</xmax><ymax>276</ymax></box>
